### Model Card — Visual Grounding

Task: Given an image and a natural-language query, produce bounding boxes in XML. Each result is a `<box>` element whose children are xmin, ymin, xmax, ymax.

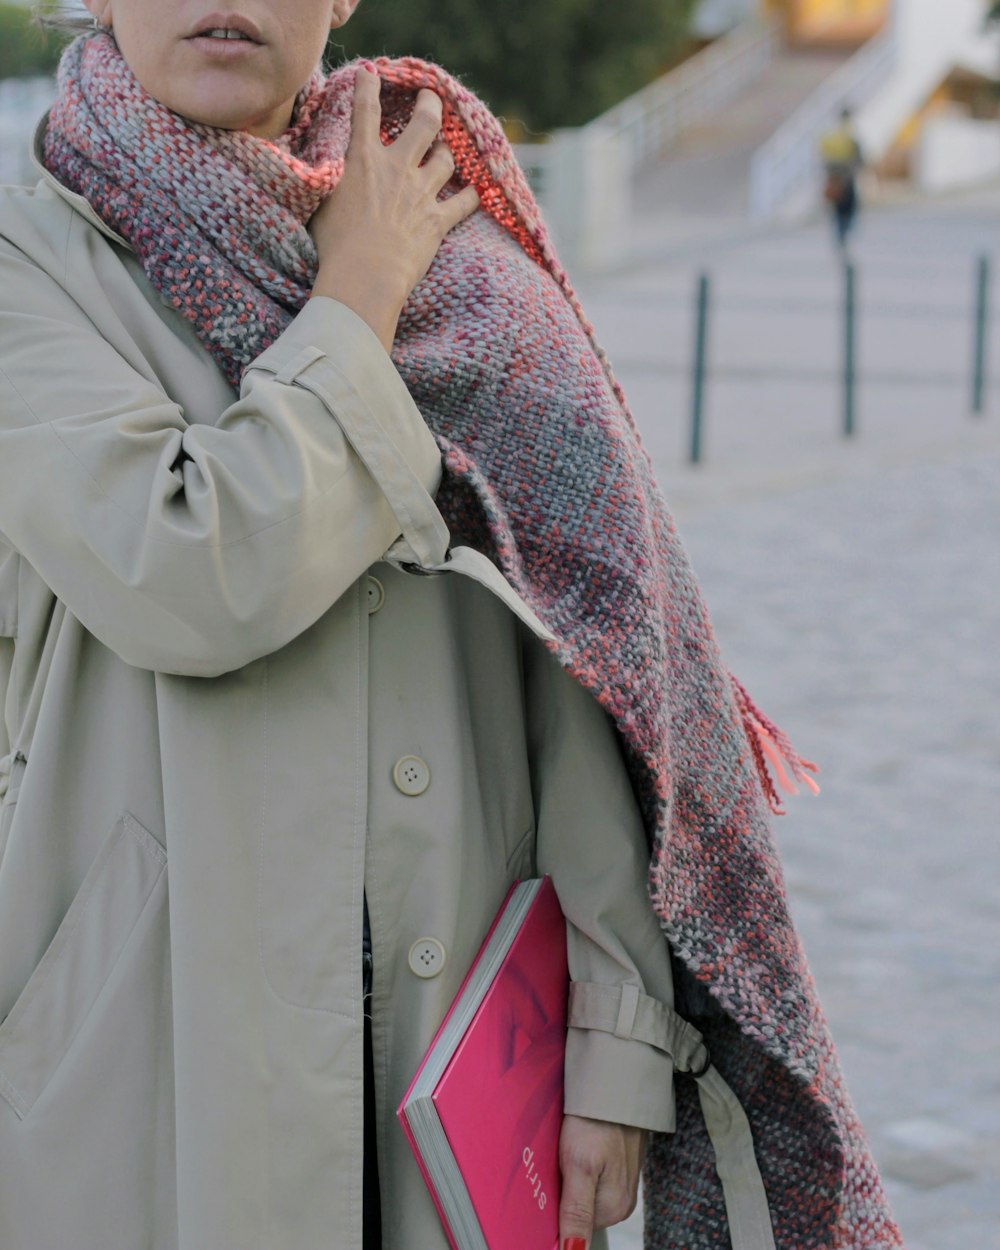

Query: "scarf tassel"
<box><xmin>729</xmin><ymin>674</ymin><xmax>820</xmax><ymax>815</ymax></box>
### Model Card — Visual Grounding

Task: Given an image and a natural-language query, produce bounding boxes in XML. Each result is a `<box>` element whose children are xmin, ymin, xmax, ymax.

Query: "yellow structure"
<box><xmin>761</xmin><ymin>0</ymin><xmax>890</xmax><ymax>45</ymax></box>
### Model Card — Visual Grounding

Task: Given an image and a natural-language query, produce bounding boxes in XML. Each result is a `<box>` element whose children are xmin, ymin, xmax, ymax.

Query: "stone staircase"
<box><xmin>631</xmin><ymin>45</ymin><xmax>848</xmax><ymax>244</ymax></box>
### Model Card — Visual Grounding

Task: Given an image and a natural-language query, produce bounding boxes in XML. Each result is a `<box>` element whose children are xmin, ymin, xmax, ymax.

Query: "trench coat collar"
<box><xmin>31</xmin><ymin>113</ymin><xmax>131</xmax><ymax>251</ymax></box>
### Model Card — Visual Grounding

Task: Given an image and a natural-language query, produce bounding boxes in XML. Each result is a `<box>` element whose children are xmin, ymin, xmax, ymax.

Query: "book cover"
<box><xmin>397</xmin><ymin>876</ymin><xmax>568</xmax><ymax>1250</ymax></box>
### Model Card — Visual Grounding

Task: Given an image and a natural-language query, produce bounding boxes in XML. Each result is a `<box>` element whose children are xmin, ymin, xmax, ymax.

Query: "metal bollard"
<box><xmin>843</xmin><ymin>260</ymin><xmax>857</xmax><ymax>438</ymax></box>
<box><xmin>972</xmin><ymin>255</ymin><xmax>990</xmax><ymax>416</ymax></box>
<box><xmin>690</xmin><ymin>272</ymin><xmax>710</xmax><ymax>465</ymax></box>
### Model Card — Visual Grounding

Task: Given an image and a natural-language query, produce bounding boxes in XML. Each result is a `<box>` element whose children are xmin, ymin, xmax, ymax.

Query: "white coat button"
<box><xmin>366</xmin><ymin>576</ymin><xmax>385</xmax><ymax>614</ymax></box>
<box><xmin>408</xmin><ymin>938</ymin><xmax>447</xmax><ymax>979</ymax></box>
<box><xmin>393</xmin><ymin>755</ymin><xmax>430</xmax><ymax>796</ymax></box>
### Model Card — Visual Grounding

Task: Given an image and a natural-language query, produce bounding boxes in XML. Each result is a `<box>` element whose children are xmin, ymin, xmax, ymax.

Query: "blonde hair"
<box><xmin>32</xmin><ymin>3</ymin><xmax>95</xmax><ymax>35</ymax></box>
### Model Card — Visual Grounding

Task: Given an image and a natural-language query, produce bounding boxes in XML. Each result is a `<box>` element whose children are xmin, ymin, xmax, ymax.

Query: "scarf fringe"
<box><xmin>729</xmin><ymin>673</ymin><xmax>820</xmax><ymax>814</ymax></box>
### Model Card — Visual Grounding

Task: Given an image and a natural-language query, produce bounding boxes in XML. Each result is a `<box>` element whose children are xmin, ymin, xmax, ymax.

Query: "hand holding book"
<box><xmin>557</xmin><ymin>1115</ymin><xmax>647</xmax><ymax>1250</ymax></box>
<box><xmin>399</xmin><ymin>878</ymin><xmax>649</xmax><ymax>1250</ymax></box>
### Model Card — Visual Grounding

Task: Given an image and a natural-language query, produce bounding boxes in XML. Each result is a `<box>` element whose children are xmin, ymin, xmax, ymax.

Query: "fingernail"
<box><xmin>563</xmin><ymin>1240</ymin><xmax>587</xmax><ymax>1250</ymax></box>
<box><xmin>361</xmin><ymin>59</ymin><xmax>377</xmax><ymax>74</ymax></box>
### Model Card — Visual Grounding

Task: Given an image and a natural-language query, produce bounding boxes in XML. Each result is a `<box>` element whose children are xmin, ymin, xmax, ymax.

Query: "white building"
<box><xmin>528</xmin><ymin>0</ymin><xmax>1000</xmax><ymax>268</ymax></box>
<box><xmin>694</xmin><ymin>0</ymin><xmax>1000</xmax><ymax>199</ymax></box>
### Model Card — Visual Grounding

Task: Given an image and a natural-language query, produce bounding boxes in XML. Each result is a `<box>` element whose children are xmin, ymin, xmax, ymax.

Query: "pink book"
<box><xmin>397</xmin><ymin>877</ymin><xmax>567</xmax><ymax>1250</ymax></box>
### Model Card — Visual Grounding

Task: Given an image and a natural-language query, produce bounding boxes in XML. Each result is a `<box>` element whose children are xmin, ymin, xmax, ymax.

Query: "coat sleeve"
<box><xmin>0</xmin><ymin>239</ymin><xmax>442</xmax><ymax>678</ymax></box>
<box><xmin>523</xmin><ymin>631</ymin><xmax>676</xmax><ymax>1134</ymax></box>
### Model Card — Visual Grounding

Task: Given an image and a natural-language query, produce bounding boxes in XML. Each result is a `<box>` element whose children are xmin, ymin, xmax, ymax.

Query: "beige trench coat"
<box><xmin>0</xmin><ymin>146</ymin><xmax>678</xmax><ymax>1250</ymax></box>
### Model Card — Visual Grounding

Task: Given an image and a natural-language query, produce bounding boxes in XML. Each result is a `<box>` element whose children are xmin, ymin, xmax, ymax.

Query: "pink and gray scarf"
<box><xmin>43</xmin><ymin>33</ymin><xmax>901</xmax><ymax>1250</ymax></box>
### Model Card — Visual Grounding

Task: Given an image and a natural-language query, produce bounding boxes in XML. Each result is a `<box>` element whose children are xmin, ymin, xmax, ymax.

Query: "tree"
<box><xmin>0</xmin><ymin>3</ymin><xmax>62</xmax><ymax>79</ymax></box>
<box><xmin>329</xmin><ymin>0</ymin><xmax>698</xmax><ymax>134</ymax></box>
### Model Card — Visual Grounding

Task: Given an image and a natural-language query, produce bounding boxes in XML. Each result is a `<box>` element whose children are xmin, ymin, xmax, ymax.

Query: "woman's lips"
<box><xmin>187</xmin><ymin>11</ymin><xmax>264</xmax><ymax>41</ymax></box>
<box><xmin>185</xmin><ymin>34</ymin><xmax>264</xmax><ymax>59</ymax></box>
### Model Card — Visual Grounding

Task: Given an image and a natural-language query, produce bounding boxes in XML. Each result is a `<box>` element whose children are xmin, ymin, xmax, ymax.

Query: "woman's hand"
<box><xmin>558</xmin><ymin>1114</ymin><xmax>648</xmax><ymax>1249</ymax></box>
<box><xmin>309</xmin><ymin>65</ymin><xmax>480</xmax><ymax>352</ymax></box>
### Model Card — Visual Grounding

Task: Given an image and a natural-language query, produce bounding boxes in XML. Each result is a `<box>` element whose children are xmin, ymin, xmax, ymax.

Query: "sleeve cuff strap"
<box><xmin>568</xmin><ymin>981</ymin><xmax>779</xmax><ymax>1250</ymax></box>
<box><xmin>568</xmin><ymin>980</ymin><xmax>711</xmax><ymax>1076</ymax></box>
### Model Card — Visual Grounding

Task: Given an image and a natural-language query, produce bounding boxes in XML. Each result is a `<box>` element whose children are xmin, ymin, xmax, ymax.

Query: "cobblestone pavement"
<box><xmin>594</xmin><ymin>199</ymin><xmax>1000</xmax><ymax>1250</ymax></box>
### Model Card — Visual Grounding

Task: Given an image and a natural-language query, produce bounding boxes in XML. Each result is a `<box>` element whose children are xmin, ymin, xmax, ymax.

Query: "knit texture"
<box><xmin>43</xmin><ymin>34</ymin><xmax>903</xmax><ymax>1250</ymax></box>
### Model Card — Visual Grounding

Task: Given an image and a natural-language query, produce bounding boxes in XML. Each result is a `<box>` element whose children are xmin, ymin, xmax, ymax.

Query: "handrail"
<box><xmin>748</xmin><ymin>20</ymin><xmax>900</xmax><ymax>222</ymax></box>
<box><xmin>510</xmin><ymin>16</ymin><xmax>783</xmax><ymax>270</ymax></box>
<box><xmin>582</xmin><ymin>16</ymin><xmax>783</xmax><ymax>175</ymax></box>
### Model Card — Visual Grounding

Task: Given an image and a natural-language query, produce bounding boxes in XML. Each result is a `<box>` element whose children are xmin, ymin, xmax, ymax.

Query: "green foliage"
<box><xmin>328</xmin><ymin>0</ymin><xmax>698</xmax><ymax>133</ymax></box>
<box><xmin>0</xmin><ymin>3</ymin><xmax>62</xmax><ymax>79</ymax></box>
<box><xmin>990</xmin><ymin>0</ymin><xmax>1000</xmax><ymax>24</ymax></box>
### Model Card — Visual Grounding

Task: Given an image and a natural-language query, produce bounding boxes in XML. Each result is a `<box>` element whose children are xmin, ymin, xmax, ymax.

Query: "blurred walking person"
<box><xmin>821</xmin><ymin>108</ymin><xmax>864</xmax><ymax>251</ymax></box>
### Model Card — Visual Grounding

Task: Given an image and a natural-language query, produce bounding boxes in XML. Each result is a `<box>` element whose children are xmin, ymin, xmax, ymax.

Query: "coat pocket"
<box><xmin>0</xmin><ymin>811</ymin><xmax>167</xmax><ymax>1121</ymax></box>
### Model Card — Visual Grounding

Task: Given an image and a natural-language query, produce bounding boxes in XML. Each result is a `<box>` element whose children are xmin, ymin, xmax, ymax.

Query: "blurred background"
<box><xmin>3</xmin><ymin>2</ymin><xmax>999</xmax><ymax>1248</ymax></box>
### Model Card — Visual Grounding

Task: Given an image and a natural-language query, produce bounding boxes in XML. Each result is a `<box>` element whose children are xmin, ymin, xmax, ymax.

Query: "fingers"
<box><xmin>349</xmin><ymin>75</ymin><xmax>473</xmax><ymax>228</ymax></box>
<box><xmin>328</xmin><ymin>69</ymin><xmax>477</xmax><ymax>309</ymax></box>
<box><xmin>423</xmin><ymin>139</ymin><xmax>455</xmax><ymax>190</ymax></box>
<box><xmin>558</xmin><ymin>1152</ymin><xmax>597</xmax><ymax>1250</ymax></box>
<box><xmin>423</xmin><ymin>138</ymin><xmax>478</xmax><ymax>233</ymax></box>
<box><xmin>559</xmin><ymin>1117</ymin><xmax>645</xmax><ymax>1248</ymax></box>
<box><xmin>594</xmin><ymin>1168</ymin><xmax>639</xmax><ymax>1230</ymax></box>
<box><xmin>393</xmin><ymin>88</ymin><xmax>445</xmax><ymax>164</ymax></box>
<box><xmin>438</xmin><ymin>184</ymin><xmax>481</xmax><ymax>232</ymax></box>
<box><xmin>559</xmin><ymin>1116</ymin><xmax>599</xmax><ymax>1250</ymax></box>
<box><xmin>348</xmin><ymin>64</ymin><xmax>382</xmax><ymax>153</ymax></box>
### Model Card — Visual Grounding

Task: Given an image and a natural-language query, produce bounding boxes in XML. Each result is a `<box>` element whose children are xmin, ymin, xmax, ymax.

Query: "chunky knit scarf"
<box><xmin>44</xmin><ymin>34</ymin><xmax>901</xmax><ymax>1250</ymax></box>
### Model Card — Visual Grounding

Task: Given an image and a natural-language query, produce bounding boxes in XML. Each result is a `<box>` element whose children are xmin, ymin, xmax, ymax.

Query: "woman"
<box><xmin>0</xmin><ymin>3</ymin><xmax>901</xmax><ymax>1250</ymax></box>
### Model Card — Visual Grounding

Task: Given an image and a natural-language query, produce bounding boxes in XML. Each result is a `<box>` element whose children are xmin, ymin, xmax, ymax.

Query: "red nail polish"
<box><xmin>562</xmin><ymin>1240</ymin><xmax>587</xmax><ymax>1250</ymax></box>
<box><xmin>361</xmin><ymin>59</ymin><xmax>377</xmax><ymax>74</ymax></box>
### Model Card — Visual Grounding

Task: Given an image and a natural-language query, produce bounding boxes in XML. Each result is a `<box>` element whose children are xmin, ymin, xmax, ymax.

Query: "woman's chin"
<box><xmin>166</xmin><ymin>89</ymin><xmax>295</xmax><ymax>138</ymax></box>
